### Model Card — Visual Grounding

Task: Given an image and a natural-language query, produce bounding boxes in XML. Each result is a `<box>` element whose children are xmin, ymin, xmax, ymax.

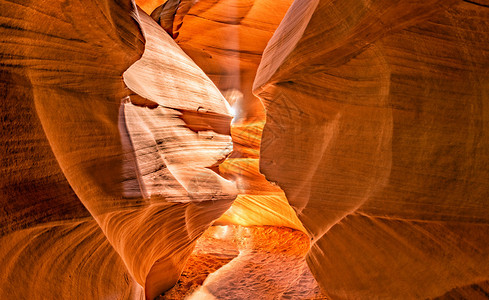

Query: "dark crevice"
<box><xmin>462</xmin><ymin>0</ymin><xmax>489</xmax><ymax>8</ymax></box>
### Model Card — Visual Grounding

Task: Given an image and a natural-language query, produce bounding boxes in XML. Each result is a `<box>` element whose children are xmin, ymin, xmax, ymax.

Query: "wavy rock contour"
<box><xmin>149</xmin><ymin>0</ymin><xmax>307</xmax><ymax>231</ymax></box>
<box><xmin>2</xmin><ymin>0</ymin><xmax>489</xmax><ymax>299</ymax></box>
<box><xmin>255</xmin><ymin>0</ymin><xmax>489</xmax><ymax>299</ymax></box>
<box><xmin>1</xmin><ymin>1</ymin><xmax>236</xmax><ymax>299</ymax></box>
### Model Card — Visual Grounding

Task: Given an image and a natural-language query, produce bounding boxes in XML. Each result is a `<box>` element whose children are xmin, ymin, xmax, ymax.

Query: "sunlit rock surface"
<box><xmin>1</xmin><ymin>1</ymin><xmax>235</xmax><ymax>299</ymax></box>
<box><xmin>137</xmin><ymin>0</ymin><xmax>167</xmax><ymax>15</ymax></box>
<box><xmin>151</xmin><ymin>0</ymin><xmax>306</xmax><ymax>231</ymax></box>
<box><xmin>255</xmin><ymin>0</ymin><xmax>489</xmax><ymax>299</ymax></box>
<box><xmin>158</xmin><ymin>225</ymin><xmax>325</xmax><ymax>299</ymax></box>
<box><xmin>2</xmin><ymin>0</ymin><xmax>489</xmax><ymax>299</ymax></box>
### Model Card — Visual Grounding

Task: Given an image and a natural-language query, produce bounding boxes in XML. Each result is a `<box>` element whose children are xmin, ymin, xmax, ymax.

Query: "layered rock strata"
<box><xmin>150</xmin><ymin>0</ymin><xmax>306</xmax><ymax>231</ymax></box>
<box><xmin>2</xmin><ymin>0</ymin><xmax>489</xmax><ymax>299</ymax></box>
<box><xmin>255</xmin><ymin>0</ymin><xmax>489</xmax><ymax>298</ymax></box>
<box><xmin>0</xmin><ymin>1</ymin><xmax>235</xmax><ymax>299</ymax></box>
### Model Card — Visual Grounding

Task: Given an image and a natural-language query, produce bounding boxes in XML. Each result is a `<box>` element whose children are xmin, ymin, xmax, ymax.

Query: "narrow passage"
<box><xmin>159</xmin><ymin>225</ymin><xmax>328</xmax><ymax>299</ymax></box>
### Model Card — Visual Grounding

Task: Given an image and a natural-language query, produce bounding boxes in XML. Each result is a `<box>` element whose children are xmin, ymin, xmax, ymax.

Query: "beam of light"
<box><xmin>222</xmin><ymin>88</ymin><xmax>243</xmax><ymax>120</ymax></box>
<box><xmin>213</xmin><ymin>225</ymin><xmax>230</xmax><ymax>239</ymax></box>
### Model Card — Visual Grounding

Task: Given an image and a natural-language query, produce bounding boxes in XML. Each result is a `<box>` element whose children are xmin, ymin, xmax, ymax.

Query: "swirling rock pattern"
<box><xmin>3</xmin><ymin>0</ymin><xmax>489</xmax><ymax>299</ymax></box>
<box><xmin>150</xmin><ymin>0</ymin><xmax>307</xmax><ymax>231</ymax></box>
<box><xmin>1</xmin><ymin>1</ymin><xmax>236</xmax><ymax>299</ymax></box>
<box><xmin>255</xmin><ymin>0</ymin><xmax>489</xmax><ymax>298</ymax></box>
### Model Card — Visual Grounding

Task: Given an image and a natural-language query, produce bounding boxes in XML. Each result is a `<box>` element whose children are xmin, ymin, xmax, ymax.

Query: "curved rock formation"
<box><xmin>169</xmin><ymin>0</ymin><xmax>294</xmax><ymax>120</ymax></box>
<box><xmin>1</xmin><ymin>1</ymin><xmax>235</xmax><ymax>299</ymax></box>
<box><xmin>149</xmin><ymin>0</ymin><xmax>307</xmax><ymax>231</ymax></box>
<box><xmin>255</xmin><ymin>0</ymin><xmax>489</xmax><ymax>298</ymax></box>
<box><xmin>1</xmin><ymin>0</ymin><xmax>143</xmax><ymax>298</ymax></box>
<box><xmin>3</xmin><ymin>0</ymin><xmax>489</xmax><ymax>299</ymax></box>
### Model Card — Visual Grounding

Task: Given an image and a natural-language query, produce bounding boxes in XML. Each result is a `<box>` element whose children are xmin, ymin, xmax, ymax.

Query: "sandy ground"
<box><xmin>158</xmin><ymin>225</ymin><xmax>328</xmax><ymax>299</ymax></box>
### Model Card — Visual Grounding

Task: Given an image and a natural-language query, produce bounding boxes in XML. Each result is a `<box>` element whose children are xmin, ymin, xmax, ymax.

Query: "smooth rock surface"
<box><xmin>2</xmin><ymin>0</ymin><xmax>489</xmax><ymax>299</ymax></box>
<box><xmin>255</xmin><ymin>0</ymin><xmax>489</xmax><ymax>299</ymax></box>
<box><xmin>1</xmin><ymin>1</ymin><xmax>235</xmax><ymax>299</ymax></box>
<box><xmin>151</xmin><ymin>0</ymin><xmax>306</xmax><ymax>232</ymax></box>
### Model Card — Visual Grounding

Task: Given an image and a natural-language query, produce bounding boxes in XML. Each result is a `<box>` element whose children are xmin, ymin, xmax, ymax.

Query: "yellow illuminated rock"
<box><xmin>1</xmin><ymin>0</ymin><xmax>489</xmax><ymax>299</ymax></box>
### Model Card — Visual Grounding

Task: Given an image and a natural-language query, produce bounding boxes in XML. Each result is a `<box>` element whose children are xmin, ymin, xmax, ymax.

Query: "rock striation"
<box><xmin>2</xmin><ymin>0</ymin><xmax>489</xmax><ymax>299</ymax></box>
<box><xmin>255</xmin><ymin>0</ymin><xmax>489</xmax><ymax>298</ymax></box>
<box><xmin>1</xmin><ymin>1</ymin><xmax>235</xmax><ymax>299</ymax></box>
<box><xmin>149</xmin><ymin>0</ymin><xmax>307</xmax><ymax>231</ymax></box>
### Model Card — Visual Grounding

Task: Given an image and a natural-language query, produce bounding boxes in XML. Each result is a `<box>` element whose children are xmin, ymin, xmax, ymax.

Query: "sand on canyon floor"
<box><xmin>158</xmin><ymin>225</ymin><xmax>328</xmax><ymax>300</ymax></box>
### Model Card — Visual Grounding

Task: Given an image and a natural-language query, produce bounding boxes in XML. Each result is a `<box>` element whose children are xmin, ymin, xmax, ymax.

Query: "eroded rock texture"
<box><xmin>160</xmin><ymin>225</ymin><xmax>324</xmax><ymax>299</ymax></box>
<box><xmin>150</xmin><ymin>0</ymin><xmax>307</xmax><ymax>231</ymax></box>
<box><xmin>3</xmin><ymin>0</ymin><xmax>489</xmax><ymax>298</ymax></box>
<box><xmin>1</xmin><ymin>1</ymin><xmax>235</xmax><ymax>299</ymax></box>
<box><xmin>255</xmin><ymin>0</ymin><xmax>489</xmax><ymax>299</ymax></box>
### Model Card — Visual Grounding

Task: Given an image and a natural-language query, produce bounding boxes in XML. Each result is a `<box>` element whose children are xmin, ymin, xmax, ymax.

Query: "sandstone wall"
<box><xmin>0</xmin><ymin>1</ymin><xmax>235</xmax><ymax>299</ymax></box>
<box><xmin>255</xmin><ymin>0</ymin><xmax>489</xmax><ymax>298</ymax></box>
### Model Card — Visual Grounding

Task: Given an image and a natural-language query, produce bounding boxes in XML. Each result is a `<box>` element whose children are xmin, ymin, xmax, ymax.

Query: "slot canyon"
<box><xmin>1</xmin><ymin>0</ymin><xmax>489</xmax><ymax>299</ymax></box>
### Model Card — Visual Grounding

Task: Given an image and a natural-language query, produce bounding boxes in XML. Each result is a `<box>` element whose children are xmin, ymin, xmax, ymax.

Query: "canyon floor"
<box><xmin>158</xmin><ymin>225</ymin><xmax>328</xmax><ymax>299</ymax></box>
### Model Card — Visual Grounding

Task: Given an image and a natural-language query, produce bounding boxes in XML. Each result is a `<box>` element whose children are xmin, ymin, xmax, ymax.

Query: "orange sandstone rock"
<box><xmin>3</xmin><ymin>0</ymin><xmax>489</xmax><ymax>299</ymax></box>
<box><xmin>1</xmin><ymin>1</ymin><xmax>236</xmax><ymax>299</ymax></box>
<box><xmin>255</xmin><ymin>0</ymin><xmax>489</xmax><ymax>298</ymax></box>
<box><xmin>151</xmin><ymin>0</ymin><xmax>306</xmax><ymax>232</ymax></box>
